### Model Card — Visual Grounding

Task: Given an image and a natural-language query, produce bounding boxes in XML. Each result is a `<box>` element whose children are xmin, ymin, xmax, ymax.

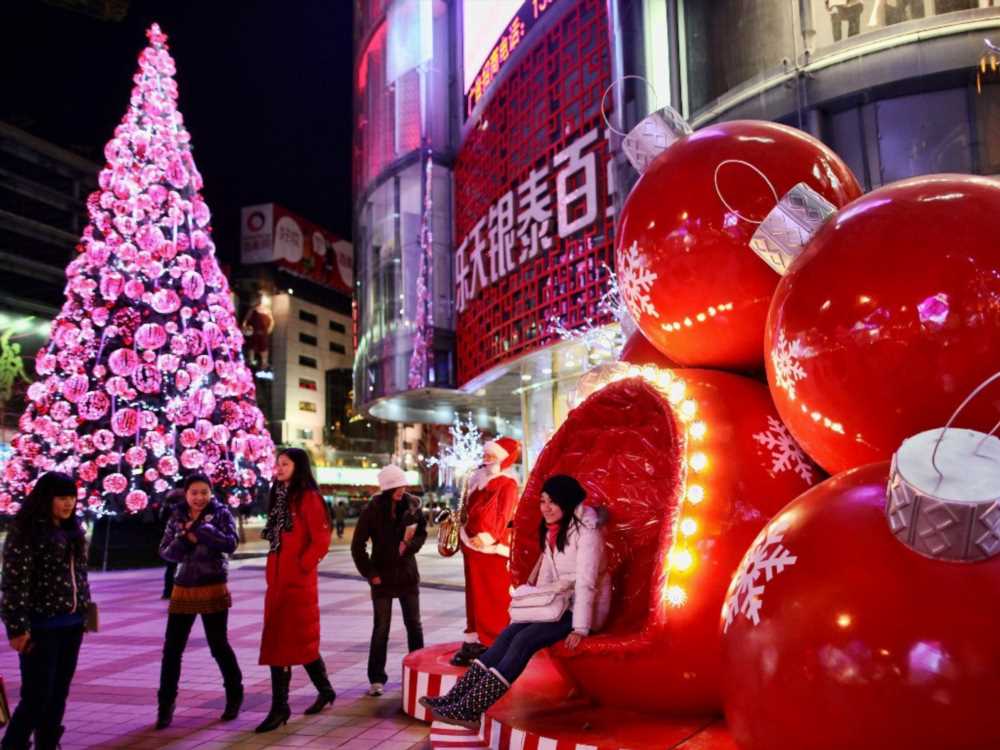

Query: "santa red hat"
<box><xmin>484</xmin><ymin>437</ymin><xmax>521</xmax><ymax>471</ymax></box>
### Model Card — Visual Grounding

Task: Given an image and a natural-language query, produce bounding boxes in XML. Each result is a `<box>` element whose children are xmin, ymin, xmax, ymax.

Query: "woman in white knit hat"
<box><xmin>351</xmin><ymin>464</ymin><xmax>427</xmax><ymax>696</ymax></box>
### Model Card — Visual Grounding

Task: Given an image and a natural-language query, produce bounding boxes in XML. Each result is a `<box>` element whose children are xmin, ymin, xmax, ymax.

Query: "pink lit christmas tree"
<box><xmin>0</xmin><ymin>24</ymin><xmax>274</xmax><ymax>515</ymax></box>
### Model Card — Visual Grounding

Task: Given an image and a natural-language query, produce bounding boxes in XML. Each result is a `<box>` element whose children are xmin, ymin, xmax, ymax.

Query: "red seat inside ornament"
<box><xmin>510</xmin><ymin>378</ymin><xmax>684</xmax><ymax>645</ymax></box>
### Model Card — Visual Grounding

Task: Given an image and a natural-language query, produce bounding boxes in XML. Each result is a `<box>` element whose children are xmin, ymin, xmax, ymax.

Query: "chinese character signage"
<box><xmin>240</xmin><ymin>203</ymin><xmax>354</xmax><ymax>296</ymax></box>
<box><xmin>454</xmin><ymin>0</ymin><xmax>614</xmax><ymax>385</ymax></box>
<box><xmin>464</xmin><ymin>0</ymin><xmax>562</xmax><ymax>120</ymax></box>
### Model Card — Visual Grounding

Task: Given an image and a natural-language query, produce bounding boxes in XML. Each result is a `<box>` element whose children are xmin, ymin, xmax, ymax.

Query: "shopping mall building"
<box><xmin>353</xmin><ymin>0</ymin><xmax>1000</xmax><ymax>469</ymax></box>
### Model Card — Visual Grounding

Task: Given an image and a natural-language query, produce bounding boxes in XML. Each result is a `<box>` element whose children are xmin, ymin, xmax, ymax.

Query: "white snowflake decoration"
<box><xmin>426</xmin><ymin>415</ymin><xmax>484</xmax><ymax>488</ymax></box>
<box><xmin>545</xmin><ymin>264</ymin><xmax>632</xmax><ymax>360</ymax></box>
<box><xmin>770</xmin><ymin>330</ymin><xmax>806</xmax><ymax>400</ymax></box>
<box><xmin>722</xmin><ymin>516</ymin><xmax>798</xmax><ymax>632</ymax></box>
<box><xmin>753</xmin><ymin>416</ymin><xmax>815</xmax><ymax>484</ymax></box>
<box><xmin>618</xmin><ymin>240</ymin><xmax>659</xmax><ymax>320</ymax></box>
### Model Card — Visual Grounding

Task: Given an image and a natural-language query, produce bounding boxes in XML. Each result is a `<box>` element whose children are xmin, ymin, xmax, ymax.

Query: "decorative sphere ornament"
<box><xmin>616</xmin><ymin>120</ymin><xmax>861</xmax><ymax>370</ymax></box>
<box><xmin>189</xmin><ymin>389</ymin><xmax>216</xmax><ymax>419</ymax></box>
<box><xmin>766</xmin><ymin>175</ymin><xmax>1000</xmax><ymax>474</ymax></box>
<box><xmin>158</xmin><ymin>455</ymin><xmax>179</xmax><ymax>477</ymax></box>
<box><xmin>125</xmin><ymin>490</ymin><xmax>148</xmax><ymax>512</ymax></box>
<box><xmin>62</xmin><ymin>375</ymin><xmax>90</xmax><ymax>404</ymax></box>
<box><xmin>108</xmin><ymin>348</ymin><xmax>139</xmax><ymax>376</ymax></box>
<box><xmin>110</xmin><ymin>408</ymin><xmax>139</xmax><ymax>437</ymax></box>
<box><xmin>78</xmin><ymin>391</ymin><xmax>111</xmax><ymax>421</ymax></box>
<box><xmin>510</xmin><ymin>363</ymin><xmax>819</xmax><ymax>713</ymax></box>
<box><xmin>619</xmin><ymin>330</ymin><xmax>678</xmax><ymax>369</ymax></box>
<box><xmin>135</xmin><ymin>322</ymin><xmax>167</xmax><ymax>350</ymax></box>
<box><xmin>722</xmin><ymin>424</ymin><xmax>1000</xmax><ymax>750</ymax></box>
<box><xmin>180</xmin><ymin>448</ymin><xmax>204</xmax><ymax>469</ymax></box>
<box><xmin>151</xmin><ymin>289</ymin><xmax>180</xmax><ymax>314</ymax></box>
<box><xmin>102</xmin><ymin>473</ymin><xmax>127</xmax><ymax>494</ymax></box>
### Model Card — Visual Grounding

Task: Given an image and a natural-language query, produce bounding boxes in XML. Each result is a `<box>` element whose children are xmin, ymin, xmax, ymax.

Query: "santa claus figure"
<box><xmin>451</xmin><ymin>437</ymin><xmax>521</xmax><ymax>667</ymax></box>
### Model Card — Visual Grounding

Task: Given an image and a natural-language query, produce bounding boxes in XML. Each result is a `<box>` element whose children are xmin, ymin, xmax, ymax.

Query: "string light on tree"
<box><xmin>0</xmin><ymin>24</ymin><xmax>275</xmax><ymax>515</ymax></box>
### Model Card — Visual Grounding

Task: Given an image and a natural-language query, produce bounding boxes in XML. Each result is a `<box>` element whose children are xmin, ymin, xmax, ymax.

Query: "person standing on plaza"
<box><xmin>351</xmin><ymin>465</ymin><xmax>427</xmax><ymax>697</ymax></box>
<box><xmin>334</xmin><ymin>500</ymin><xmax>347</xmax><ymax>540</ymax></box>
<box><xmin>256</xmin><ymin>448</ymin><xmax>335</xmax><ymax>733</ymax></box>
<box><xmin>155</xmin><ymin>473</ymin><xmax>243</xmax><ymax>729</ymax></box>
<box><xmin>1</xmin><ymin>472</ymin><xmax>90</xmax><ymax>750</ymax></box>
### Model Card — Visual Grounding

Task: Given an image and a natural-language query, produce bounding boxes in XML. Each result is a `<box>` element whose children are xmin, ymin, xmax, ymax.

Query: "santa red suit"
<box><xmin>459</xmin><ymin>437</ymin><xmax>520</xmax><ymax>650</ymax></box>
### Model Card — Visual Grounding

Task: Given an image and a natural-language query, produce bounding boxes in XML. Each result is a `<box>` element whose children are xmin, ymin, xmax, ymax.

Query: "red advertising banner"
<box><xmin>454</xmin><ymin>0</ymin><xmax>614</xmax><ymax>385</ymax></box>
<box><xmin>240</xmin><ymin>203</ymin><xmax>353</xmax><ymax>296</ymax></box>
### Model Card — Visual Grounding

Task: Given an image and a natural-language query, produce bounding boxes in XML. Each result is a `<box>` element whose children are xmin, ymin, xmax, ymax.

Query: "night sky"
<box><xmin>1</xmin><ymin>0</ymin><xmax>355</xmax><ymax>263</ymax></box>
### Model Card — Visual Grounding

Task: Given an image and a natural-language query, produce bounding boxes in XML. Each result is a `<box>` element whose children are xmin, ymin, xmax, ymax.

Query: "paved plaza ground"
<box><xmin>0</xmin><ymin>531</ymin><xmax>467</xmax><ymax>750</ymax></box>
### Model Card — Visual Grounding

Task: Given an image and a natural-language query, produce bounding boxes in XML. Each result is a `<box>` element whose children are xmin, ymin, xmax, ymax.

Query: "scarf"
<box><xmin>546</xmin><ymin>522</ymin><xmax>560</xmax><ymax>551</ymax></box>
<box><xmin>262</xmin><ymin>482</ymin><xmax>293</xmax><ymax>552</ymax></box>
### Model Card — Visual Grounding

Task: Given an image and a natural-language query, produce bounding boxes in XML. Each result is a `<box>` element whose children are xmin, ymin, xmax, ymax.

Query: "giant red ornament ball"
<box><xmin>721</xmin><ymin>461</ymin><xmax>1000</xmax><ymax>750</ymax></box>
<box><xmin>616</xmin><ymin>120</ymin><xmax>861</xmax><ymax>370</ymax></box>
<box><xmin>766</xmin><ymin>174</ymin><xmax>1000</xmax><ymax>474</ymax></box>
<box><xmin>509</xmin><ymin>366</ymin><xmax>818</xmax><ymax>713</ymax></box>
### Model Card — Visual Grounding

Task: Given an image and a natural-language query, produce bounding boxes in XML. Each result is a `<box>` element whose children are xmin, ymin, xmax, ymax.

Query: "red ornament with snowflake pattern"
<box><xmin>615</xmin><ymin>121</ymin><xmax>861</xmax><ymax>371</ymax></box>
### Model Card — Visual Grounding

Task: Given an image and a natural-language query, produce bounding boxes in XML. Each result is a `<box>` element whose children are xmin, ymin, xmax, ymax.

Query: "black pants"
<box><xmin>368</xmin><ymin>593</ymin><xmax>423</xmax><ymax>685</ymax></box>
<box><xmin>2</xmin><ymin>625</ymin><xmax>83</xmax><ymax>750</ymax></box>
<box><xmin>335</xmin><ymin>520</ymin><xmax>345</xmax><ymax>538</ymax></box>
<box><xmin>477</xmin><ymin>611</ymin><xmax>573</xmax><ymax>683</ymax></box>
<box><xmin>159</xmin><ymin>610</ymin><xmax>242</xmax><ymax>701</ymax></box>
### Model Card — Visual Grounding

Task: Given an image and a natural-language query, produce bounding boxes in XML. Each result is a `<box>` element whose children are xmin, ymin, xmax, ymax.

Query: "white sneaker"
<box><xmin>367</xmin><ymin>683</ymin><xmax>384</xmax><ymax>697</ymax></box>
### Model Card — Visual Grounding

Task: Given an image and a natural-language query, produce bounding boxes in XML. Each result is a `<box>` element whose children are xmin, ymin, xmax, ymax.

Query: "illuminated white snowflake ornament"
<box><xmin>722</xmin><ymin>516</ymin><xmax>798</xmax><ymax>632</ymax></box>
<box><xmin>753</xmin><ymin>416</ymin><xmax>815</xmax><ymax>484</ymax></box>
<box><xmin>426</xmin><ymin>415</ymin><xmax>484</xmax><ymax>488</ymax></box>
<box><xmin>618</xmin><ymin>240</ymin><xmax>660</xmax><ymax>320</ymax></box>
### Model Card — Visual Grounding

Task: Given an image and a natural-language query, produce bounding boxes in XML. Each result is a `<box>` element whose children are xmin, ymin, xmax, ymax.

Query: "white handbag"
<box><xmin>508</xmin><ymin>555</ymin><xmax>574</xmax><ymax>623</ymax></box>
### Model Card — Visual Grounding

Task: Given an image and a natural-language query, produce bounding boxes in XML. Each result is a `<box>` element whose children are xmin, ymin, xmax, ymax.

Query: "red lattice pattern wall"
<box><xmin>455</xmin><ymin>0</ymin><xmax>614</xmax><ymax>386</ymax></box>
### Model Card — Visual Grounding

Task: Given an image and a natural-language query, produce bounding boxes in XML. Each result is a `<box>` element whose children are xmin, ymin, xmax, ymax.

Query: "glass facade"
<box><xmin>353</xmin><ymin>0</ymin><xmax>456</xmax><ymax>412</ymax></box>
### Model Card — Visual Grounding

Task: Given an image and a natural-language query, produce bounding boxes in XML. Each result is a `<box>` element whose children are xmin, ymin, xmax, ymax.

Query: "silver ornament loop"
<box><xmin>601</xmin><ymin>75</ymin><xmax>660</xmax><ymax>138</ymax></box>
<box><xmin>712</xmin><ymin>160</ymin><xmax>780</xmax><ymax>226</ymax></box>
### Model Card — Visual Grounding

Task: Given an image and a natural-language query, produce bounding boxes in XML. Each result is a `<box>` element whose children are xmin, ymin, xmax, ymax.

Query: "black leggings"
<box><xmin>159</xmin><ymin>610</ymin><xmax>242</xmax><ymax>700</ymax></box>
<box><xmin>2</xmin><ymin>625</ymin><xmax>83</xmax><ymax>749</ymax></box>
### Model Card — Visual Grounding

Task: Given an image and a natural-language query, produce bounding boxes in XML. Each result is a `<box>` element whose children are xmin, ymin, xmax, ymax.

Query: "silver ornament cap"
<box><xmin>886</xmin><ymin>428</ymin><xmax>1000</xmax><ymax>562</ymax></box>
<box><xmin>749</xmin><ymin>182</ymin><xmax>836</xmax><ymax>276</ymax></box>
<box><xmin>621</xmin><ymin>105</ymin><xmax>692</xmax><ymax>174</ymax></box>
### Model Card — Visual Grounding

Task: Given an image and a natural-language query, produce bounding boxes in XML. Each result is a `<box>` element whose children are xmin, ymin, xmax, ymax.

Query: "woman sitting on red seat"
<box><xmin>421</xmin><ymin>475</ymin><xmax>609</xmax><ymax>729</ymax></box>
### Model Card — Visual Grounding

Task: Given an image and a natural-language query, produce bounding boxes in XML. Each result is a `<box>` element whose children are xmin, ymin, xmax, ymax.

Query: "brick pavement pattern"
<box><xmin>0</xmin><ymin>538</ymin><xmax>467</xmax><ymax>750</ymax></box>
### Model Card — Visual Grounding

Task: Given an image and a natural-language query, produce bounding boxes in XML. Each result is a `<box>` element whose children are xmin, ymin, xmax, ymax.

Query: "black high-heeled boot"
<box><xmin>254</xmin><ymin>667</ymin><xmax>291</xmax><ymax>733</ymax></box>
<box><xmin>220</xmin><ymin>682</ymin><xmax>243</xmax><ymax>721</ymax></box>
<box><xmin>302</xmin><ymin>658</ymin><xmax>336</xmax><ymax>715</ymax></box>
<box><xmin>155</xmin><ymin>690</ymin><xmax>176</xmax><ymax>730</ymax></box>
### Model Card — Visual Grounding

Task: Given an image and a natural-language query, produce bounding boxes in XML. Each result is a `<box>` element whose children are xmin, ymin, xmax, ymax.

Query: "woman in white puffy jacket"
<box><xmin>423</xmin><ymin>475</ymin><xmax>609</xmax><ymax>729</ymax></box>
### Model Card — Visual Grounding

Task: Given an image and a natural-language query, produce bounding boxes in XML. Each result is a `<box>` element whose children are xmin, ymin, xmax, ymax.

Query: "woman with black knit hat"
<box><xmin>422</xmin><ymin>474</ymin><xmax>610</xmax><ymax>729</ymax></box>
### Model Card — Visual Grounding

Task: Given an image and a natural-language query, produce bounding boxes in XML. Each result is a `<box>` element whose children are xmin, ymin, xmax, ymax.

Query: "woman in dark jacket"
<box><xmin>155</xmin><ymin>473</ymin><xmax>242</xmax><ymax>729</ymax></box>
<box><xmin>256</xmin><ymin>448</ymin><xmax>334</xmax><ymax>733</ymax></box>
<box><xmin>1</xmin><ymin>472</ymin><xmax>90</xmax><ymax>750</ymax></box>
<box><xmin>351</xmin><ymin>464</ymin><xmax>427</xmax><ymax>696</ymax></box>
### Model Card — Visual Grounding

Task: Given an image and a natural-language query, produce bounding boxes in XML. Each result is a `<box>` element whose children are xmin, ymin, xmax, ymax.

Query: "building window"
<box><xmin>329</xmin><ymin>320</ymin><xmax>346</xmax><ymax>334</ymax></box>
<box><xmin>299</xmin><ymin>377</ymin><xmax>318</xmax><ymax>391</ymax></box>
<box><xmin>299</xmin><ymin>332</ymin><xmax>318</xmax><ymax>346</ymax></box>
<box><xmin>298</xmin><ymin>309</ymin><xmax>318</xmax><ymax>324</ymax></box>
<box><xmin>299</xmin><ymin>355</ymin><xmax>318</xmax><ymax>369</ymax></box>
<box><xmin>299</xmin><ymin>401</ymin><xmax>317</xmax><ymax>413</ymax></box>
<box><xmin>329</xmin><ymin>342</ymin><xmax>346</xmax><ymax>354</ymax></box>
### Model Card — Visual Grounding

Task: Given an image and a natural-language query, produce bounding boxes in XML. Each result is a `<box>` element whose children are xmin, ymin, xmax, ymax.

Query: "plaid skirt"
<box><xmin>168</xmin><ymin>583</ymin><xmax>232</xmax><ymax>615</ymax></box>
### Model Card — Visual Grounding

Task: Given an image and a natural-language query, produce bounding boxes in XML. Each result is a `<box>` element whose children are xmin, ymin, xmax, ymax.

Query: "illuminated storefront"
<box><xmin>353</xmin><ymin>0</ymin><xmax>620</xmax><ymax>468</ymax></box>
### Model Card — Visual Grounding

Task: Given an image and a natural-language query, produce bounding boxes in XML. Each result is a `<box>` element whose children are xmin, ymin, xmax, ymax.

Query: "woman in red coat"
<box><xmin>255</xmin><ymin>448</ymin><xmax>334</xmax><ymax>733</ymax></box>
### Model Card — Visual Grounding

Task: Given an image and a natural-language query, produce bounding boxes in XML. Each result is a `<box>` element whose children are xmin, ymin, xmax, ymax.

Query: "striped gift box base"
<box><xmin>402</xmin><ymin>642</ymin><xmax>469</xmax><ymax>722</ymax></box>
<box><xmin>431</xmin><ymin>722</ymin><xmax>490</xmax><ymax>749</ymax></box>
